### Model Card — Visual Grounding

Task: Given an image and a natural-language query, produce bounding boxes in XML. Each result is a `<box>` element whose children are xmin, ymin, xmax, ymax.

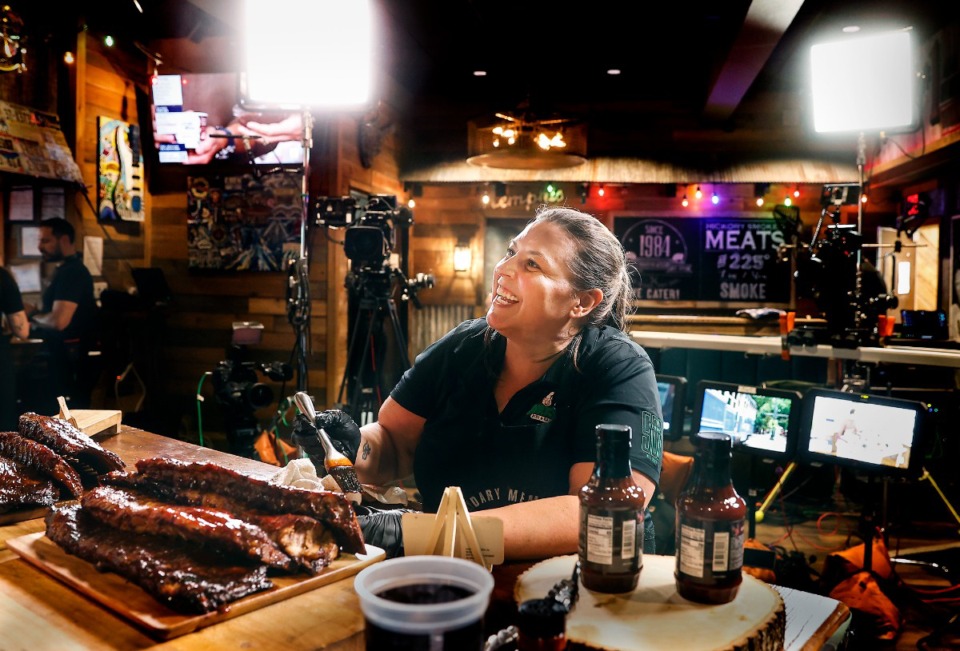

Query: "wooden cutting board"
<box><xmin>8</xmin><ymin>532</ymin><xmax>385</xmax><ymax>640</ymax></box>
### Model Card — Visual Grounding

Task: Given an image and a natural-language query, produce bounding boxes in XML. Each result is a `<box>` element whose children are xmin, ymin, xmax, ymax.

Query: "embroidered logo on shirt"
<box><xmin>527</xmin><ymin>391</ymin><xmax>557</xmax><ymax>423</ymax></box>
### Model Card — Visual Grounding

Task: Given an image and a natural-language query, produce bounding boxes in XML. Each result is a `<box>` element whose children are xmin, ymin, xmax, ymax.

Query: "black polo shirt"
<box><xmin>41</xmin><ymin>254</ymin><xmax>96</xmax><ymax>345</ymax></box>
<box><xmin>391</xmin><ymin>318</ymin><xmax>663</xmax><ymax>513</ymax></box>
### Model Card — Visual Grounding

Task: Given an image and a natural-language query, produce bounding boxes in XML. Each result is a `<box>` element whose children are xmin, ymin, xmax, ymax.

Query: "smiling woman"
<box><xmin>296</xmin><ymin>206</ymin><xmax>664</xmax><ymax>562</ymax></box>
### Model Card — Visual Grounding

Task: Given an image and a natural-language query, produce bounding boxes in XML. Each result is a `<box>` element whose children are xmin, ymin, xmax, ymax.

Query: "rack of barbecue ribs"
<box><xmin>0</xmin><ymin>413</ymin><xmax>126</xmax><ymax>516</ymax></box>
<box><xmin>18</xmin><ymin>412</ymin><xmax>125</xmax><ymax>478</ymax></box>
<box><xmin>43</xmin><ymin>456</ymin><xmax>366</xmax><ymax>614</ymax></box>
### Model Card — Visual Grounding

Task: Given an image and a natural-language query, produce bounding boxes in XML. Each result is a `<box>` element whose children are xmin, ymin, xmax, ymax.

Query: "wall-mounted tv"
<box><xmin>656</xmin><ymin>374</ymin><xmax>687</xmax><ymax>441</ymax></box>
<box><xmin>796</xmin><ymin>389</ymin><xmax>926</xmax><ymax>477</ymax></box>
<box><xmin>691</xmin><ymin>381</ymin><xmax>801</xmax><ymax>461</ymax></box>
<box><xmin>149</xmin><ymin>73</ymin><xmax>304</xmax><ymax>166</ymax></box>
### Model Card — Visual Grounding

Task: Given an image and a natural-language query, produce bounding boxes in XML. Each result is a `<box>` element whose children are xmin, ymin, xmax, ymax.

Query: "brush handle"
<box><xmin>294</xmin><ymin>391</ymin><xmax>318</xmax><ymax>422</ymax></box>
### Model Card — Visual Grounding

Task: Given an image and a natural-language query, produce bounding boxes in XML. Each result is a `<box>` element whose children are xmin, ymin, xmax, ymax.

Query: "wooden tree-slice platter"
<box><xmin>515</xmin><ymin>554</ymin><xmax>784</xmax><ymax>651</ymax></box>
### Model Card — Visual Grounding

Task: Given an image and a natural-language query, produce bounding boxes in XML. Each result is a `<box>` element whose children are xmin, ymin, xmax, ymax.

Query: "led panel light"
<box><xmin>242</xmin><ymin>0</ymin><xmax>375</xmax><ymax>110</ymax></box>
<box><xmin>811</xmin><ymin>30</ymin><xmax>914</xmax><ymax>133</ymax></box>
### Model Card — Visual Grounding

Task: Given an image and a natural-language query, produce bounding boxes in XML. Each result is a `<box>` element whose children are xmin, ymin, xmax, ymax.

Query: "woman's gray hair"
<box><xmin>532</xmin><ymin>206</ymin><xmax>634</xmax><ymax>331</ymax></box>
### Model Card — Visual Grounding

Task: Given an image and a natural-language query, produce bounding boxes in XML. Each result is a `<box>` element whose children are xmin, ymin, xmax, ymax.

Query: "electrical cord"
<box><xmin>195</xmin><ymin>371</ymin><xmax>211</xmax><ymax>448</ymax></box>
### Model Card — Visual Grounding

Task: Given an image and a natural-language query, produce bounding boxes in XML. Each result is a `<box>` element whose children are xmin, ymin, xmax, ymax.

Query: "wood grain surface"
<box><xmin>8</xmin><ymin>532</ymin><xmax>384</xmax><ymax>639</ymax></box>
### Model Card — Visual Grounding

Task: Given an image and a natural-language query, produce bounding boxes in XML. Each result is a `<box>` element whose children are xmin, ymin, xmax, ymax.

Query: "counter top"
<box><xmin>631</xmin><ymin>330</ymin><xmax>960</xmax><ymax>368</ymax></box>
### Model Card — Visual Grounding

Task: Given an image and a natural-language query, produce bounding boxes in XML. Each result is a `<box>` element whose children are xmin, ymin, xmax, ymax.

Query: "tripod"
<box><xmin>336</xmin><ymin>270</ymin><xmax>412</xmax><ymax>425</ymax></box>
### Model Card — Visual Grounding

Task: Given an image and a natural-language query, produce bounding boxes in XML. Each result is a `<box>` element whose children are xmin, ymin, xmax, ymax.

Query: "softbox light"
<box><xmin>242</xmin><ymin>0</ymin><xmax>376</xmax><ymax>110</ymax></box>
<box><xmin>810</xmin><ymin>30</ymin><xmax>914</xmax><ymax>134</ymax></box>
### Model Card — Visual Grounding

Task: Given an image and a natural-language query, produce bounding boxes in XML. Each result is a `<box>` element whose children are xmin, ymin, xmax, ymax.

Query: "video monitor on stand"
<box><xmin>656</xmin><ymin>374</ymin><xmax>687</xmax><ymax>442</ymax></box>
<box><xmin>796</xmin><ymin>389</ymin><xmax>925</xmax><ymax>479</ymax></box>
<box><xmin>691</xmin><ymin>381</ymin><xmax>801</xmax><ymax>463</ymax></box>
<box><xmin>691</xmin><ymin>381</ymin><xmax>802</xmax><ymax>532</ymax></box>
<box><xmin>796</xmin><ymin>388</ymin><xmax>929</xmax><ymax>574</ymax></box>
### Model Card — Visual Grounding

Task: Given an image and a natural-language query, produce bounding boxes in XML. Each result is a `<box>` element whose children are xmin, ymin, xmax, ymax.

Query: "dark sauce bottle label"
<box><xmin>581</xmin><ymin>508</ymin><xmax>641</xmax><ymax>569</ymax></box>
<box><xmin>677</xmin><ymin>519</ymin><xmax>745</xmax><ymax>581</ymax></box>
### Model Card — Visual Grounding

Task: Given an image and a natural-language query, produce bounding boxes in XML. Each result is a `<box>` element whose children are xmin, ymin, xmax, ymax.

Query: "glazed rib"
<box><xmin>0</xmin><ymin>456</ymin><xmax>58</xmax><ymax>513</ymax></box>
<box><xmin>46</xmin><ymin>503</ymin><xmax>273</xmax><ymax>614</ymax></box>
<box><xmin>0</xmin><ymin>431</ymin><xmax>83</xmax><ymax>498</ymax></box>
<box><xmin>81</xmin><ymin>486</ymin><xmax>294</xmax><ymax>571</ymax></box>
<box><xmin>105</xmin><ymin>472</ymin><xmax>340</xmax><ymax>573</ymax></box>
<box><xmin>135</xmin><ymin>457</ymin><xmax>365</xmax><ymax>554</ymax></box>
<box><xmin>18</xmin><ymin>413</ymin><xmax>125</xmax><ymax>475</ymax></box>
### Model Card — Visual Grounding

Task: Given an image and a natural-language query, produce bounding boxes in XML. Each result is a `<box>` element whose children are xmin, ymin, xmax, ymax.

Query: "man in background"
<box><xmin>26</xmin><ymin>218</ymin><xmax>99</xmax><ymax>409</ymax></box>
<box><xmin>1</xmin><ymin>266</ymin><xmax>30</xmax><ymax>428</ymax></box>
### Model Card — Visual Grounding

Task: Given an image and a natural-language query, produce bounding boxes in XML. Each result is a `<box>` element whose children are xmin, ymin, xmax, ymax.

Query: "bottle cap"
<box><xmin>596</xmin><ymin>423</ymin><xmax>632</xmax><ymax>443</ymax></box>
<box><xmin>517</xmin><ymin>598</ymin><xmax>567</xmax><ymax>638</ymax></box>
<box><xmin>694</xmin><ymin>431</ymin><xmax>732</xmax><ymax>454</ymax></box>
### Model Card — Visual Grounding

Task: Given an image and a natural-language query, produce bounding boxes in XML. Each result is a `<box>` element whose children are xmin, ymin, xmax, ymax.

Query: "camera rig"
<box><xmin>313</xmin><ymin>194</ymin><xmax>434</xmax><ymax>422</ymax></box>
<box><xmin>791</xmin><ymin>184</ymin><xmax>898</xmax><ymax>349</ymax></box>
<box><xmin>211</xmin><ymin>344</ymin><xmax>293</xmax><ymax>458</ymax></box>
<box><xmin>314</xmin><ymin>194</ymin><xmax>435</xmax><ymax>303</ymax></box>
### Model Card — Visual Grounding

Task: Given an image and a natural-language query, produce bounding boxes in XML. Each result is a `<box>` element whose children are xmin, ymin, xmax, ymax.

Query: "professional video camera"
<box><xmin>211</xmin><ymin>344</ymin><xmax>293</xmax><ymax>457</ymax></box>
<box><xmin>212</xmin><ymin>346</ymin><xmax>292</xmax><ymax>412</ymax></box>
<box><xmin>314</xmin><ymin>194</ymin><xmax>434</xmax><ymax>303</ymax></box>
<box><xmin>792</xmin><ymin>184</ymin><xmax>898</xmax><ymax>348</ymax></box>
<box><xmin>315</xmin><ymin>195</ymin><xmax>411</xmax><ymax>269</ymax></box>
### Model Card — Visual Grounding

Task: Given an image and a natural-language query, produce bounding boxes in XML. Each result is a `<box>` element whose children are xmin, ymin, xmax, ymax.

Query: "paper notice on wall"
<box><xmin>9</xmin><ymin>262</ymin><xmax>41</xmax><ymax>293</ymax></box>
<box><xmin>83</xmin><ymin>236</ymin><xmax>104</xmax><ymax>277</ymax></box>
<box><xmin>9</xmin><ymin>186</ymin><xmax>33</xmax><ymax>221</ymax></box>
<box><xmin>40</xmin><ymin>187</ymin><xmax>65</xmax><ymax>219</ymax></box>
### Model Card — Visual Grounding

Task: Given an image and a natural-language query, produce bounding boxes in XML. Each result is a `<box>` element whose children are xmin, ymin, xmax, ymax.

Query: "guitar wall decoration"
<box><xmin>97</xmin><ymin>117</ymin><xmax>145</xmax><ymax>222</ymax></box>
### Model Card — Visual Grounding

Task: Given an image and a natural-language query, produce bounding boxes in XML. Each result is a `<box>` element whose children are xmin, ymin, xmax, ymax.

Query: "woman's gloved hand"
<box><xmin>356</xmin><ymin>506</ymin><xmax>412</xmax><ymax>559</ymax></box>
<box><xmin>291</xmin><ymin>409</ymin><xmax>361</xmax><ymax>465</ymax></box>
<box><xmin>315</xmin><ymin>409</ymin><xmax>361</xmax><ymax>462</ymax></box>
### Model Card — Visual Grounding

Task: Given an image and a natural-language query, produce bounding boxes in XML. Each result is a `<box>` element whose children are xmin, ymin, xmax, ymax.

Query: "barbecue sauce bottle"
<box><xmin>579</xmin><ymin>424</ymin><xmax>645</xmax><ymax>593</ymax></box>
<box><xmin>675</xmin><ymin>432</ymin><xmax>747</xmax><ymax>604</ymax></box>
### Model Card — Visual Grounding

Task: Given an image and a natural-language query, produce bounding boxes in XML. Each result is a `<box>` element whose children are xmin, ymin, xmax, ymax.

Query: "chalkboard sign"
<box><xmin>615</xmin><ymin>216</ymin><xmax>789</xmax><ymax>304</ymax></box>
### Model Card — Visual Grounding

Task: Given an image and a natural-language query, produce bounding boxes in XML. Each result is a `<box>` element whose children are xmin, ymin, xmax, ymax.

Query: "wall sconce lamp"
<box><xmin>453</xmin><ymin>242</ymin><xmax>472</xmax><ymax>273</ymax></box>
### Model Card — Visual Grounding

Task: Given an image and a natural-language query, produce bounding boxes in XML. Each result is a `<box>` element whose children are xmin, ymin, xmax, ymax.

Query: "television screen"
<box><xmin>150</xmin><ymin>73</ymin><xmax>304</xmax><ymax>166</ymax></box>
<box><xmin>656</xmin><ymin>374</ymin><xmax>687</xmax><ymax>441</ymax></box>
<box><xmin>797</xmin><ymin>389</ymin><xmax>925</xmax><ymax>477</ymax></box>
<box><xmin>692</xmin><ymin>381</ymin><xmax>800</xmax><ymax>461</ymax></box>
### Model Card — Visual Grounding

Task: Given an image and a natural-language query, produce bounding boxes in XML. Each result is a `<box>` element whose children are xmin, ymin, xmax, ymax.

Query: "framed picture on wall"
<box><xmin>97</xmin><ymin>116</ymin><xmax>145</xmax><ymax>222</ymax></box>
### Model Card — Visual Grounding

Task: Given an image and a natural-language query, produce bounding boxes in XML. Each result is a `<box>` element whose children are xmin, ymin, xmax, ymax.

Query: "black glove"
<box><xmin>315</xmin><ymin>409</ymin><xmax>361</xmax><ymax>463</ymax></box>
<box><xmin>355</xmin><ymin>506</ymin><xmax>412</xmax><ymax>559</ymax></box>
<box><xmin>292</xmin><ymin>413</ymin><xmax>325</xmax><ymax>473</ymax></box>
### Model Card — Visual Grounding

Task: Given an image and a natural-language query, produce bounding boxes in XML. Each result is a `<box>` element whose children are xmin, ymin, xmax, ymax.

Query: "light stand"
<box><xmin>286</xmin><ymin>110</ymin><xmax>313</xmax><ymax>393</ymax></box>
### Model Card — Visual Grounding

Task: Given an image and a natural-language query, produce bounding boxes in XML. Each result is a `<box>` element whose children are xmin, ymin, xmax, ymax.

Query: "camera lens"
<box><xmin>247</xmin><ymin>383</ymin><xmax>273</xmax><ymax>409</ymax></box>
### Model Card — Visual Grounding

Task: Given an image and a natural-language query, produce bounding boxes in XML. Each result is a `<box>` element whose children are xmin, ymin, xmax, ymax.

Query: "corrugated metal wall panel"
<box><xmin>408</xmin><ymin>305</ymin><xmax>476</xmax><ymax>357</ymax></box>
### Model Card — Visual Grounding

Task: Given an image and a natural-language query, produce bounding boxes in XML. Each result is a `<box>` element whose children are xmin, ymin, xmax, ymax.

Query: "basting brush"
<box><xmin>294</xmin><ymin>392</ymin><xmax>363</xmax><ymax>496</ymax></box>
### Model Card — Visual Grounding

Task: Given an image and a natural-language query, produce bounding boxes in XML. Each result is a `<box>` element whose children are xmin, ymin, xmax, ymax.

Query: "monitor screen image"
<box><xmin>150</xmin><ymin>73</ymin><xmax>304</xmax><ymax>166</ymax></box>
<box><xmin>797</xmin><ymin>389</ymin><xmax>925</xmax><ymax>476</ymax></box>
<box><xmin>656</xmin><ymin>375</ymin><xmax>687</xmax><ymax>441</ymax></box>
<box><xmin>692</xmin><ymin>381</ymin><xmax>800</xmax><ymax>461</ymax></box>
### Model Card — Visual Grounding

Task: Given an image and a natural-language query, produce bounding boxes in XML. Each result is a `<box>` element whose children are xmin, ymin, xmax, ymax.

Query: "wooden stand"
<box><xmin>401</xmin><ymin>486</ymin><xmax>503</xmax><ymax>569</ymax></box>
<box><xmin>56</xmin><ymin>397</ymin><xmax>122</xmax><ymax>438</ymax></box>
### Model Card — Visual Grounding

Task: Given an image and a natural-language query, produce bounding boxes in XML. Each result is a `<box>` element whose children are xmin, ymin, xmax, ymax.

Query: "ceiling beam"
<box><xmin>703</xmin><ymin>0</ymin><xmax>807</xmax><ymax>123</ymax></box>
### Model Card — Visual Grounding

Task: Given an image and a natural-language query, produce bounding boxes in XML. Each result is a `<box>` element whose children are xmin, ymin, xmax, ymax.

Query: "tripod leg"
<box><xmin>349</xmin><ymin>305</ymin><xmax>379</xmax><ymax>424</ymax></box>
<box><xmin>755</xmin><ymin>461</ymin><xmax>796</xmax><ymax>523</ymax></box>
<box><xmin>921</xmin><ymin>467</ymin><xmax>960</xmax><ymax>533</ymax></box>
<box><xmin>337</xmin><ymin>303</ymin><xmax>368</xmax><ymax>407</ymax></box>
<box><xmin>386</xmin><ymin>299</ymin><xmax>411</xmax><ymax>368</ymax></box>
